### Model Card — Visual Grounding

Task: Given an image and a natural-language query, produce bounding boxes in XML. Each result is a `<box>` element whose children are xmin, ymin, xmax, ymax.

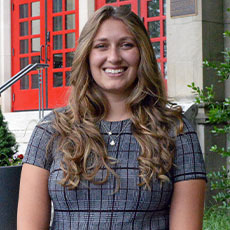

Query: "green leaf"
<box><xmin>223</xmin><ymin>30</ymin><xmax>230</xmax><ymax>37</ymax></box>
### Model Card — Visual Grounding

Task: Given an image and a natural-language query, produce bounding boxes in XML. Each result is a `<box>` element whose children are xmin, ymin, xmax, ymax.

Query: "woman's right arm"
<box><xmin>17</xmin><ymin>163</ymin><xmax>51</xmax><ymax>230</ymax></box>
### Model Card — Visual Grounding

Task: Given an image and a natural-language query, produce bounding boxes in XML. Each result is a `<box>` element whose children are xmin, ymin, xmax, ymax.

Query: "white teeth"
<box><xmin>105</xmin><ymin>69</ymin><xmax>125</xmax><ymax>74</ymax></box>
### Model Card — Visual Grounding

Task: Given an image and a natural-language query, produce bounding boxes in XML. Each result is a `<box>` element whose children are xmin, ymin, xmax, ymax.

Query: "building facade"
<box><xmin>0</xmin><ymin>0</ymin><xmax>228</xmax><ymax>111</ymax></box>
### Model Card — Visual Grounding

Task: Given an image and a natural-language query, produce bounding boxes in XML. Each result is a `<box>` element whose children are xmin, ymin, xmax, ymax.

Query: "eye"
<box><xmin>121</xmin><ymin>42</ymin><xmax>135</xmax><ymax>49</ymax></box>
<box><xmin>94</xmin><ymin>43</ymin><xmax>107</xmax><ymax>49</ymax></box>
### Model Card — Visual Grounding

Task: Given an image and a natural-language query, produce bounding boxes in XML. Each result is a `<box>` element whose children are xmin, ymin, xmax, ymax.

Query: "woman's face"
<box><xmin>89</xmin><ymin>18</ymin><xmax>140</xmax><ymax>99</ymax></box>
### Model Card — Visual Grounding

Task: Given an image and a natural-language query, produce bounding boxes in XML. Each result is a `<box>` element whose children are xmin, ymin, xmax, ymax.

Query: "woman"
<box><xmin>17</xmin><ymin>5</ymin><xmax>206</xmax><ymax>230</ymax></box>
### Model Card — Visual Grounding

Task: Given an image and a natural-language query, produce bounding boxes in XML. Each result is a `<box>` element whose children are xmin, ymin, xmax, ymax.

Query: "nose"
<box><xmin>107</xmin><ymin>46</ymin><xmax>122</xmax><ymax>64</ymax></box>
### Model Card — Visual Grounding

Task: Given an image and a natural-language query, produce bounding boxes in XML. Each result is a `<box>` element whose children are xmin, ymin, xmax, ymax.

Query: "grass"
<box><xmin>203</xmin><ymin>206</ymin><xmax>230</xmax><ymax>230</ymax></box>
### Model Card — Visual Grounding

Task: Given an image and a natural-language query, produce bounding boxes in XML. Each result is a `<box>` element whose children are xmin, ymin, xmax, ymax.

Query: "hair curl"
<box><xmin>51</xmin><ymin>5</ymin><xmax>183</xmax><ymax>191</ymax></box>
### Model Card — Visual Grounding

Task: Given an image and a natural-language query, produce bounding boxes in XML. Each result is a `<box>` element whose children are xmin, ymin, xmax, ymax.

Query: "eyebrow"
<box><xmin>93</xmin><ymin>36</ymin><xmax>136</xmax><ymax>43</ymax></box>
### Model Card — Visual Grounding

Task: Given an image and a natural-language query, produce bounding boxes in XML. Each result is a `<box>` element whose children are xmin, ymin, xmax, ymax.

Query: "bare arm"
<box><xmin>17</xmin><ymin>163</ymin><xmax>51</xmax><ymax>230</ymax></box>
<box><xmin>169</xmin><ymin>179</ymin><xmax>206</xmax><ymax>230</ymax></box>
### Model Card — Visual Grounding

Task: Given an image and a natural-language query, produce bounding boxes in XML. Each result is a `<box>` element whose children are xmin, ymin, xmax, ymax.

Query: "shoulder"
<box><xmin>181</xmin><ymin>115</ymin><xmax>196</xmax><ymax>134</ymax></box>
<box><xmin>22</xmin><ymin>108</ymin><xmax>66</xmax><ymax>171</ymax></box>
<box><xmin>172</xmin><ymin>116</ymin><xmax>207</xmax><ymax>182</ymax></box>
<box><xmin>175</xmin><ymin>115</ymin><xmax>199</xmax><ymax>147</ymax></box>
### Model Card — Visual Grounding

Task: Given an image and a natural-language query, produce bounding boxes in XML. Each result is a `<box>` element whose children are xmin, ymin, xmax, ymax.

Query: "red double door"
<box><xmin>11</xmin><ymin>0</ymin><xmax>166</xmax><ymax>111</ymax></box>
<box><xmin>11</xmin><ymin>0</ymin><xmax>79</xmax><ymax>111</ymax></box>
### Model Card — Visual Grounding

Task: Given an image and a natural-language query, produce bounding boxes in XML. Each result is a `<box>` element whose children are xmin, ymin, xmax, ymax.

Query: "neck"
<box><xmin>104</xmin><ymin>94</ymin><xmax>131</xmax><ymax>121</ymax></box>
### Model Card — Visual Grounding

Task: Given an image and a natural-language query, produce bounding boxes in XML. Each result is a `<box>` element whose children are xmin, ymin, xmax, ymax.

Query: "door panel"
<box><xmin>46</xmin><ymin>0</ymin><xmax>78</xmax><ymax>108</ymax></box>
<box><xmin>142</xmin><ymin>0</ymin><xmax>167</xmax><ymax>82</ymax></box>
<box><xmin>11</xmin><ymin>0</ymin><xmax>46</xmax><ymax>111</ymax></box>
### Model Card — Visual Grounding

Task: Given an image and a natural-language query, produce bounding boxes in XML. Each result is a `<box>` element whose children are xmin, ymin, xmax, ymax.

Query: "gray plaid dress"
<box><xmin>23</xmin><ymin>110</ymin><xmax>206</xmax><ymax>230</ymax></box>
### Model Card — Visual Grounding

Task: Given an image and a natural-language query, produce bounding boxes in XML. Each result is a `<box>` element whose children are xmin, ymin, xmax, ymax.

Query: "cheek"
<box><xmin>135</xmin><ymin>51</ymin><xmax>141</xmax><ymax>66</ymax></box>
<box><xmin>127</xmin><ymin>50</ymin><xmax>140</xmax><ymax>68</ymax></box>
<box><xmin>89</xmin><ymin>53</ymin><xmax>103</xmax><ymax>83</ymax></box>
<box><xmin>134</xmin><ymin>57</ymin><xmax>140</xmax><ymax>68</ymax></box>
<box><xmin>89</xmin><ymin>52</ymin><xmax>95</xmax><ymax>70</ymax></box>
<box><xmin>89</xmin><ymin>51</ymin><xmax>104</xmax><ymax>68</ymax></box>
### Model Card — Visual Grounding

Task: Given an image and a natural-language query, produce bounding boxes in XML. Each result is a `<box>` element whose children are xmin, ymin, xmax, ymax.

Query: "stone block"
<box><xmin>202</xmin><ymin>0</ymin><xmax>223</xmax><ymax>24</ymax></box>
<box><xmin>167</xmin><ymin>22</ymin><xmax>202</xmax><ymax>62</ymax></box>
<box><xmin>202</xmin><ymin>22</ymin><xmax>224</xmax><ymax>62</ymax></box>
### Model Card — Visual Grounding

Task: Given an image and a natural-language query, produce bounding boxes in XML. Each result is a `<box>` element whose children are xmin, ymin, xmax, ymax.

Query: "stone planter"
<box><xmin>0</xmin><ymin>165</ymin><xmax>22</xmax><ymax>230</ymax></box>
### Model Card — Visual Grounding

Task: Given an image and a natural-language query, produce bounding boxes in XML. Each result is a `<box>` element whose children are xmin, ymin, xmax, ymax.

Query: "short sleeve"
<box><xmin>171</xmin><ymin>117</ymin><xmax>207</xmax><ymax>183</ymax></box>
<box><xmin>22</xmin><ymin>112</ymin><xmax>56</xmax><ymax>171</ymax></box>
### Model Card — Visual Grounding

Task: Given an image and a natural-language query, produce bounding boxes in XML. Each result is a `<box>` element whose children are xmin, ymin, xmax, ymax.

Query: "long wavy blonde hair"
<box><xmin>51</xmin><ymin>5</ymin><xmax>183</xmax><ymax>190</ymax></box>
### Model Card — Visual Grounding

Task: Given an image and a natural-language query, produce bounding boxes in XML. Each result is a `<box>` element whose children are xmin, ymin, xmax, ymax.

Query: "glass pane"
<box><xmin>120</xmin><ymin>5</ymin><xmax>131</xmax><ymax>11</ymax></box>
<box><xmin>53</xmin><ymin>53</ymin><xmax>63</xmax><ymax>68</ymax></box>
<box><xmin>152</xmin><ymin>42</ymin><xmax>160</xmax><ymax>59</ymax></box>
<box><xmin>53</xmin><ymin>0</ymin><xmax>62</xmax><ymax>13</ymax></box>
<box><xmin>66</xmin><ymin>71</ymin><xmax>71</xmax><ymax>86</ymax></box>
<box><xmin>66</xmin><ymin>0</ymin><xmax>75</xmax><ymax>11</ymax></box>
<box><xmin>148</xmin><ymin>21</ymin><xmax>160</xmax><ymax>38</ymax></box>
<box><xmin>31</xmin><ymin>74</ymin><xmax>39</xmax><ymax>89</ymax></box>
<box><xmin>53</xmin><ymin>72</ymin><xmax>63</xmax><ymax>87</ymax></box>
<box><xmin>164</xmin><ymin>41</ymin><xmax>167</xmax><ymax>58</ymax></box>
<box><xmin>163</xmin><ymin>0</ymin><xmax>166</xmax><ymax>15</ymax></box>
<box><xmin>20</xmin><ymin>57</ymin><xmax>29</xmax><ymax>70</ymax></box>
<box><xmin>53</xmin><ymin>35</ymin><xmax>63</xmax><ymax>50</ymax></box>
<box><xmin>53</xmin><ymin>16</ymin><xmax>63</xmax><ymax>31</ymax></box>
<box><xmin>32</xmin><ymin>20</ymin><xmax>40</xmax><ymax>35</ymax></box>
<box><xmin>148</xmin><ymin>0</ymin><xmax>160</xmax><ymax>17</ymax></box>
<box><xmin>66</xmin><ymin>14</ymin><xmax>75</xmax><ymax>30</ymax></box>
<box><xmin>164</xmin><ymin>62</ymin><xmax>167</xmax><ymax>79</ymax></box>
<box><xmin>20</xmin><ymin>40</ymin><xmax>29</xmax><ymax>54</ymax></box>
<box><xmin>31</xmin><ymin>2</ymin><xmax>40</xmax><ymax>17</ymax></box>
<box><xmin>32</xmin><ymin>37</ymin><xmax>40</xmax><ymax>52</ymax></box>
<box><xmin>66</xmin><ymin>52</ymin><xmax>74</xmax><ymax>67</ymax></box>
<box><xmin>20</xmin><ymin>75</ymin><xmax>29</xmax><ymax>90</ymax></box>
<box><xmin>20</xmin><ymin>22</ymin><xmax>29</xmax><ymax>36</ymax></box>
<box><xmin>106</xmin><ymin>0</ymin><xmax>117</xmax><ymax>2</ymax></box>
<box><xmin>19</xmin><ymin>4</ymin><xmax>28</xmax><ymax>18</ymax></box>
<box><xmin>163</xmin><ymin>20</ymin><xmax>166</xmax><ymax>36</ymax></box>
<box><xmin>31</xmin><ymin>56</ymin><xmax>40</xmax><ymax>64</ymax></box>
<box><xmin>66</xmin><ymin>33</ymin><xmax>75</xmax><ymax>49</ymax></box>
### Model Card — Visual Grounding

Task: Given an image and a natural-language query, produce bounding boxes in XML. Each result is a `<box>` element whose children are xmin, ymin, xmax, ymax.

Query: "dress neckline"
<box><xmin>100</xmin><ymin>118</ymin><xmax>131</xmax><ymax>125</ymax></box>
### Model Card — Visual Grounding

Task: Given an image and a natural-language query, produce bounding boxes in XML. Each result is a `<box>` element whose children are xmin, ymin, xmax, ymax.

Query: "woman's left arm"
<box><xmin>169</xmin><ymin>179</ymin><xmax>206</xmax><ymax>230</ymax></box>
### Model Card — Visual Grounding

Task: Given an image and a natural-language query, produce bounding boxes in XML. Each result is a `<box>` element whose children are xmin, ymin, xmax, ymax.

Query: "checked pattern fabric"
<box><xmin>23</xmin><ymin>111</ymin><xmax>206</xmax><ymax>230</ymax></box>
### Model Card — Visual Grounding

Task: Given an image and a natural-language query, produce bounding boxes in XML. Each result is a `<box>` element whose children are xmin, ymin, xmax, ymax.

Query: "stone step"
<box><xmin>3</xmin><ymin>111</ymin><xmax>51</xmax><ymax>155</ymax></box>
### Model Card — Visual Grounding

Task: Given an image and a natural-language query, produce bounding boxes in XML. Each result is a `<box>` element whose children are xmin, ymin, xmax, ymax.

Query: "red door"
<box><xmin>141</xmin><ymin>0</ymin><xmax>167</xmax><ymax>82</ymax></box>
<box><xmin>11</xmin><ymin>0</ymin><xmax>79</xmax><ymax>111</ymax></box>
<box><xmin>11</xmin><ymin>0</ymin><xmax>46</xmax><ymax>111</ymax></box>
<box><xmin>46</xmin><ymin>0</ymin><xmax>79</xmax><ymax>108</ymax></box>
<box><xmin>95</xmin><ymin>0</ymin><xmax>167</xmax><ymax>82</ymax></box>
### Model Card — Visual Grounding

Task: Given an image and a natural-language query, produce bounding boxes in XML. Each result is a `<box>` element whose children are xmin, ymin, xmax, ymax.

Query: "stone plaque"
<box><xmin>171</xmin><ymin>0</ymin><xmax>197</xmax><ymax>18</ymax></box>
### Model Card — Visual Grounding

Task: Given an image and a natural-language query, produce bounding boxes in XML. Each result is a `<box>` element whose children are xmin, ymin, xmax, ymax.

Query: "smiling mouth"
<box><xmin>104</xmin><ymin>68</ymin><xmax>128</xmax><ymax>74</ymax></box>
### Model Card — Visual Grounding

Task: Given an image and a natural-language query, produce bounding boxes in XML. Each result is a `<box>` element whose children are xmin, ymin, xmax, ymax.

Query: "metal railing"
<box><xmin>0</xmin><ymin>63</ymin><xmax>49</xmax><ymax>119</ymax></box>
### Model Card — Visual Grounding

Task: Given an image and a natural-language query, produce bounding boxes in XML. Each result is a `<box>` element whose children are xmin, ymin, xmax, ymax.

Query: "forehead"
<box><xmin>93</xmin><ymin>18</ymin><xmax>134</xmax><ymax>40</ymax></box>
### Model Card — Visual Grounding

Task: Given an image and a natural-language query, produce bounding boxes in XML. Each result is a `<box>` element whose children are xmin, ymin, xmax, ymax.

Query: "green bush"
<box><xmin>0</xmin><ymin>108</ymin><xmax>19</xmax><ymax>166</ymax></box>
